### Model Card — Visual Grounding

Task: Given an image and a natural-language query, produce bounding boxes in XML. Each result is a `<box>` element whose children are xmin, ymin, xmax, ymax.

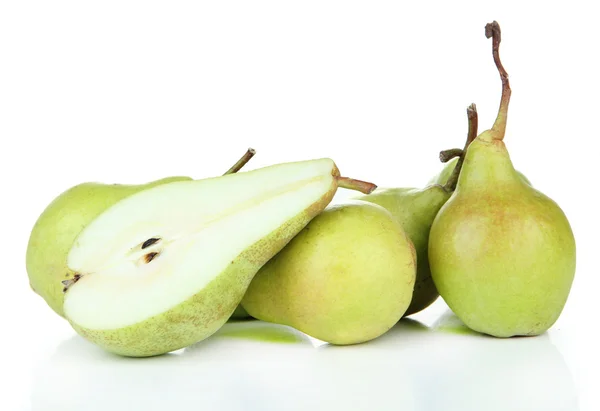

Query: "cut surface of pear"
<box><xmin>358</xmin><ymin>185</ymin><xmax>449</xmax><ymax>316</ymax></box>
<box><xmin>26</xmin><ymin>176</ymin><xmax>190</xmax><ymax>317</ymax></box>
<box><xmin>26</xmin><ymin>149</ymin><xmax>255</xmax><ymax>318</ymax></box>
<box><xmin>242</xmin><ymin>201</ymin><xmax>417</xmax><ymax>345</ymax></box>
<box><xmin>63</xmin><ymin>159</ymin><xmax>348</xmax><ymax>356</ymax></box>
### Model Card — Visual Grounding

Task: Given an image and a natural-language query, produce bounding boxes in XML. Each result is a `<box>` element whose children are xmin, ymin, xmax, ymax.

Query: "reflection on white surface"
<box><xmin>426</xmin><ymin>311</ymin><xmax>579</xmax><ymax>411</ymax></box>
<box><xmin>30</xmin><ymin>315</ymin><xmax>578</xmax><ymax>411</ymax></box>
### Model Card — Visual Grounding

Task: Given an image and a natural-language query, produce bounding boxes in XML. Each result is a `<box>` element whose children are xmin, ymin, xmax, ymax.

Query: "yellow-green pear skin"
<box><xmin>428</xmin><ymin>139</ymin><xmax>576</xmax><ymax>337</ymax></box>
<box><xmin>26</xmin><ymin>177</ymin><xmax>190</xmax><ymax>317</ymax></box>
<box><xmin>428</xmin><ymin>156</ymin><xmax>530</xmax><ymax>187</ymax></box>
<box><xmin>242</xmin><ymin>201</ymin><xmax>417</xmax><ymax>345</ymax></box>
<box><xmin>428</xmin><ymin>21</ymin><xmax>575</xmax><ymax>338</ymax></box>
<box><xmin>358</xmin><ymin>186</ymin><xmax>450</xmax><ymax>316</ymax></box>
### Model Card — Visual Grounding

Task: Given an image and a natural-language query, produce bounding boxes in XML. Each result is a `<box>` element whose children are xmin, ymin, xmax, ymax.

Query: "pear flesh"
<box><xmin>27</xmin><ymin>150</ymin><xmax>256</xmax><ymax>318</ymax></box>
<box><xmin>26</xmin><ymin>176</ymin><xmax>190</xmax><ymax>317</ymax></box>
<box><xmin>63</xmin><ymin>159</ymin><xmax>342</xmax><ymax>356</ymax></box>
<box><xmin>358</xmin><ymin>186</ymin><xmax>449</xmax><ymax>316</ymax></box>
<box><xmin>242</xmin><ymin>201</ymin><xmax>417</xmax><ymax>345</ymax></box>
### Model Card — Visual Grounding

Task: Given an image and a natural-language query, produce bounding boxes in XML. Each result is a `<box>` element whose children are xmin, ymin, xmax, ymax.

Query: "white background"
<box><xmin>1</xmin><ymin>1</ymin><xmax>598</xmax><ymax>410</ymax></box>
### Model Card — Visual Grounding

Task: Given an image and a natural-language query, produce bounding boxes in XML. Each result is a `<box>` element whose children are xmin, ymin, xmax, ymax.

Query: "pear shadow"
<box><xmin>211</xmin><ymin>321</ymin><xmax>312</xmax><ymax>345</ymax></box>
<box><xmin>431</xmin><ymin>309</ymin><xmax>484</xmax><ymax>337</ymax></box>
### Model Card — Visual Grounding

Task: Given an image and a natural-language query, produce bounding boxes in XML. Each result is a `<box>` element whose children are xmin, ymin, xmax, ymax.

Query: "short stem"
<box><xmin>439</xmin><ymin>148</ymin><xmax>464</xmax><ymax>163</ymax></box>
<box><xmin>443</xmin><ymin>103</ymin><xmax>478</xmax><ymax>192</ymax></box>
<box><xmin>223</xmin><ymin>148</ymin><xmax>256</xmax><ymax>175</ymax></box>
<box><xmin>485</xmin><ymin>21</ymin><xmax>511</xmax><ymax>138</ymax></box>
<box><xmin>336</xmin><ymin>176</ymin><xmax>377</xmax><ymax>194</ymax></box>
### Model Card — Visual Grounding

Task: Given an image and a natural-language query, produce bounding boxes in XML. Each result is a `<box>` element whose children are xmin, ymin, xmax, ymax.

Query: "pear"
<box><xmin>241</xmin><ymin>200</ymin><xmax>417</xmax><ymax>345</ymax></box>
<box><xmin>428</xmin><ymin>156</ymin><xmax>531</xmax><ymax>187</ymax></box>
<box><xmin>26</xmin><ymin>149</ymin><xmax>256</xmax><ymax>317</ymax></box>
<box><xmin>356</xmin><ymin>106</ymin><xmax>479</xmax><ymax>316</ymax></box>
<box><xmin>58</xmin><ymin>159</ymin><xmax>375</xmax><ymax>356</ymax></box>
<box><xmin>428</xmin><ymin>22</ymin><xmax>576</xmax><ymax>337</ymax></box>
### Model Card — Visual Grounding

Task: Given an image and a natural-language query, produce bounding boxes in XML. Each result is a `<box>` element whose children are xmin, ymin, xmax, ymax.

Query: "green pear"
<box><xmin>427</xmin><ymin>156</ymin><xmax>531</xmax><ymax>187</ymax></box>
<box><xmin>57</xmin><ymin>158</ymin><xmax>375</xmax><ymax>356</ymax></box>
<box><xmin>241</xmin><ymin>201</ymin><xmax>417</xmax><ymax>345</ymax></box>
<box><xmin>26</xmin><ymin>149</ymin><xmax>256</xmax><ymax>318</ymax></box>
<box><xmin>428</xmin><ymin>22</ymin><xmax>576</xmax><ymax>337</ymax></box>
<box><xmin>357</xmin><ymin>186</ymin><xmax>449</xmax><ymax>316</ymax></box>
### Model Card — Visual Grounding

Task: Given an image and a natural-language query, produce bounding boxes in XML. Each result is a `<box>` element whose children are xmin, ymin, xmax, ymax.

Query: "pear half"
<box><xmin>27</xmin><ymin>149</ymin><xmax>256</xmax><ymax>318</ymax></box>
<box><xmin>62</xmin><ymin>159</ymin><xmax>368</xmax><ymax>357</ymax></box>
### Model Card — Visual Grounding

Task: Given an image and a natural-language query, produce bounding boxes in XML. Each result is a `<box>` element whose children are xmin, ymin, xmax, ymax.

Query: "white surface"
<box><xmin>1</xmin><ymin>1</ymin><xmax>598</xmax><ymax>410</ymax></box>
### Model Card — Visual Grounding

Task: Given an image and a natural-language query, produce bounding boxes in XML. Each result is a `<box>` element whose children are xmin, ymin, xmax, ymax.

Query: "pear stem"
<box><xmin>485</xmin><ymin>21</ymin><xmax>511</xmax><ymax>139</ymax></box>
<box><xmin>439</xmin><ymin>148</ymin><xmax>464</xmax><ymax>163</ymax></box>
<box><xmin>223</xmin><ymin>148</ymin><xmax>256</xmax><ymax>175</ymax></box>
<box><xmin>443</xmin><ymin>103</ymin><xmax>478</xmax><ymax>192</ymax></box>
<box><xmin>336</xmin><ymin>177</ymin><xmax>377</xmax><ymax>194</ymax></box>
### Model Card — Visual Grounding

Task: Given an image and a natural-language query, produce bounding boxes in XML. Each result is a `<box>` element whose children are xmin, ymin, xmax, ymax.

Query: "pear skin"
<box><xmin>242</xmin><ymin>201</ymin><xmax>417</xmax><ymax>345</ymax></box>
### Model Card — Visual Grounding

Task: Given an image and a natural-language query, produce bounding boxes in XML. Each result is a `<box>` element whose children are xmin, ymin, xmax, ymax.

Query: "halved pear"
<box><xmin>62</xmin><ymin>159</ymin><xmax>375</xmax><ymax>357</ymax></box>
<box><xmin>26</xmin><ymin>149</ymin><xmax>255</xmax><ymax>317</ymax></box>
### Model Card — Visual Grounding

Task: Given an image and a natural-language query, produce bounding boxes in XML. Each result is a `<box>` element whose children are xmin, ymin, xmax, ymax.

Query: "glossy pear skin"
<box><xmin>242</xmin><ymin>201</ymin><xmax>417</xmax><ymax>345</ymax></box>
<box><xmin>26</xmin><ymin>177</ymin><xmax>190</xmax><ymax>316</ymax></box>
<box><xmin>429</xmin><ymin>138</ymin><xmax>576</xmax><ymax>337</ymax></box>
<box><xmin>429</xmin><ymin>156</ymin><xmax>531</xmax><ymax>187</ymax></box>
<box><xmin>358</xmin><ymin>186</ymin><xmax>450</xmax><ymax>316</ymax></box>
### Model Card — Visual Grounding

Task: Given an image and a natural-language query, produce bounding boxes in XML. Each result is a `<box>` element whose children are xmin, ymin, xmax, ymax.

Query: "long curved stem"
<box><xmin>485</xmin><ymin>21</ymin><xmax>511</xmax><ymax>139</ymax></box>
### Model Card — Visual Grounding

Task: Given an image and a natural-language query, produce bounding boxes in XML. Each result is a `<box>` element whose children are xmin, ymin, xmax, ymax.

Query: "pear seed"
<box><xmin>142</xmin><ymin>238</ymin><xmax>160</xmax><ymax>249</ymax></box>
<box><xmin>145</xmin><ymin>252</ymin><xmax>159</xmax><ymax>263</ymax></box>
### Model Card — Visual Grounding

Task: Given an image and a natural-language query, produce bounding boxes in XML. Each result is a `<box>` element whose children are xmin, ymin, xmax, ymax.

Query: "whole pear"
<box><xmin>26</xmin><ymin>149</ymin><xmax>256</xmax><ymax>317</ymax></box>
<box><xmin>428</xmin><ymin>22</ymin><xmax>576</xmax><ymax>337</ymax></box>
<box><xmin>242</xmin><ymin>201</ymin><xmax>417</xmax><ymax>345</ymax></box>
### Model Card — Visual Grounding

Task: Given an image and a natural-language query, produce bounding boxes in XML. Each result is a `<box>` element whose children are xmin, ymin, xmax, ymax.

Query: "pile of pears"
<box><xmin>25</xmin><ymin>22</ymin><xmax>576</xmax><ymax>357</ymax></box>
